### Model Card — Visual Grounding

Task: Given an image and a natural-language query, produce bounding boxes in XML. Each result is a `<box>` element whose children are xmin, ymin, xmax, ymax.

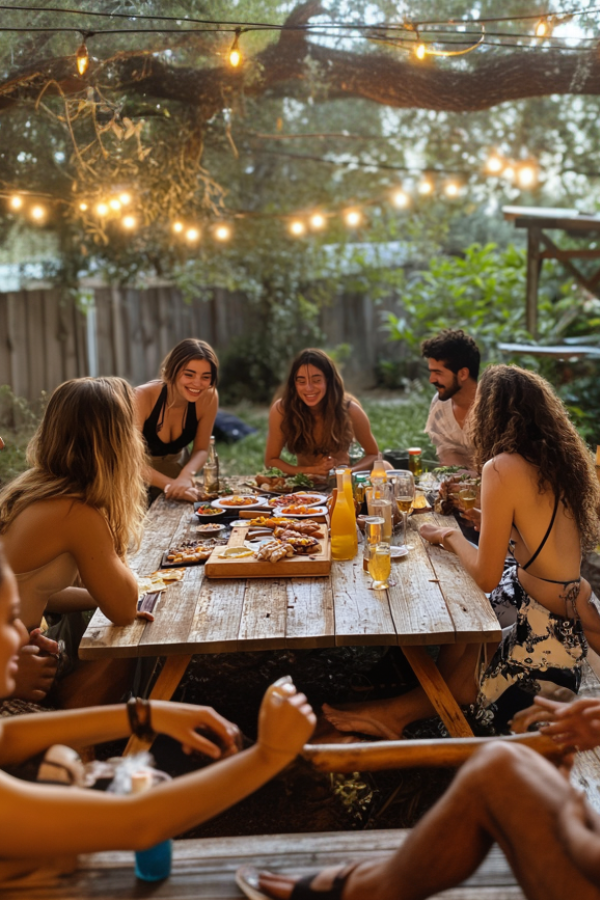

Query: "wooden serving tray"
<box><xmin>204</xmin><ymin>524</ymin><xmax>331</xmax><ymax>578</ymax></box>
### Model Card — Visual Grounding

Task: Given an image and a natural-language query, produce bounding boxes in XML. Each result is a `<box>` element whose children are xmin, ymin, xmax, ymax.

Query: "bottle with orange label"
<box><xmin>330</xmin><ymin>468</ymin><xmax>358</xmax><ymax>560</ymax></box>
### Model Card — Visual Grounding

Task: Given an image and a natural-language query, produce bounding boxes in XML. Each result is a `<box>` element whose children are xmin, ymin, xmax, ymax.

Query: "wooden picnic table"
<box><xmin>79</xmin><ymin>494</ymin><xmax>501</xmax><ymax>744</ymax></box>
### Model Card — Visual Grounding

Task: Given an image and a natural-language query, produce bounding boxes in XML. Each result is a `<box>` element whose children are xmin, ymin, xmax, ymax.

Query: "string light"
<box><xmin>309</xmin><ymin>213</ymin><xmax>326</xmax><ymax>230</ymax></box>
<box><xmin>79</xmin><ymin>201</ymin><xmax>88</xmax><ymax>211</ymax></box>
<box><xmin>9</xmin><ymin>195</ymin><xmax>23</xmax><ymax>210</ymax></box>
<box><xmin>109</xmin><ymin>198</ymin><xmax>121</xmax><ymax>211</ymax></box>
<box><xmin>344</xmin><ymin>210</ymin><xmax>362</xmax><ymax>227</ymax></box>
<box><xmin>214</xmin><ymin>224</ymin><xmax>231</xmax><ymax>241</ymax></box>
<box><xmin>96</xmin><ymin>202</ymin><xmax>109</xmax><ymax>216</ymax></box>
<box><xmin>503</xmin><ymin>165</ymin><xmax>515</xmax><ymax>182</ymax></box>
<box><xmin>392</xmin><ymin>189</ymin><xmax>409</xmax><ymax>208</ymax></box>
<box><xmin>418</xmin><ymin>177</ymin><xmax>433</xmax><ymax>195</ymax></box>
<box><xmin>76</xmin><ymin>38</ymin><xmax>89</xmax><ymax>76</ymax></box>
<box><xmin>486</xmin><ymin>153</ymin><xmax>504</xmax><ymax>174</ymax></box>
<box><xmin>517</xmin><ymin>164</ymin><xmax>538</xmax><ymax>188</ymax></box>
<box><xmin>289</xmin><ymin>220</ymin><xmax>306</xmax><ymax>236</ymax></box>
<box><xmin>122</xmin><ymin>215</ymin><xmax>136</xmax><ymax>229</ymax></box>
<box><xmin>444</xmin><ymin>181</ymin><xmax>460</xmax><ymax>198</ymax></box>
<box><xmin>413</xmin><ymin>25</ymin><xmax>485</xmax><ymax>59</ymax></box>
<box><xmin>172</xmin><ymin>221</ymin><xmax>184</xmax><ymax>233</ymax></box>
<box><xmin>31</xmin><ymin>205</ymin><xmax>45</xmax><ymax>221</ymax></box>
<box><xmin>185</xmin><ymin>227</ymin><xmax>200</xmax><ymax>242</ymax></box>
<box><xmin>535</xmin><ymin>19</ymin><xmax>549</xmax><ymax>37</ymax></box>
<box><xmin>229</xmin><ymin>29</ymin><xmax>242</xmax><ymax>67</ymax></box>
<box><xmin>415</xmin><ymin>43</ymin><xmax>427</xmax><ymax>60</ymax></box>
<box><xmin>119</xmin><ymin>192</ymin><xmax>131</xmax><ymax>206</ymax></box>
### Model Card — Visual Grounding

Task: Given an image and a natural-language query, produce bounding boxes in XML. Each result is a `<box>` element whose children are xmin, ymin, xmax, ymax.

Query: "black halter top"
<box><xmin>142</xmin><ymin>384</ymin><xmax>198</xmax><ymax>457</ymax></box>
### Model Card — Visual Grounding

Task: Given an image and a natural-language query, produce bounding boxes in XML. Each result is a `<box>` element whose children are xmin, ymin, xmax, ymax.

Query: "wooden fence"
<box><xmin>0</xmin><ymin>284</ymin><xmax>403</xmax><ymax>405</ymax></box>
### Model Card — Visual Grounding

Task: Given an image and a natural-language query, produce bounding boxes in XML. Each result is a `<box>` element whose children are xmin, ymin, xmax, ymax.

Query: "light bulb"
<box><xmin>186</xmin><ymin>227</ymin><xmax>200</xmax><ymax>242</ymax></box>
<box><xmin>486</xmin><ymin>154</ymin><xmax>504</xmax><ymax>174</ymax></box>
<box><xmin>119</xmin><ymin>192</ymin><xmax>131</xmax><ymax>206</ymax></box>
<box><xmin>345</xmin><ymin>210</ymin><xmax>361</xmax><ymax>227</ymax></box>
<box><xmin>289</xmin><ymin>220</ymin><xmax>306</xmax><ymax>236</ymax></box>
<box><xmin>444</xmin><ymin>182</ymin><xmax>460</xmax><ymax>198</ymax></box>
<box><xmin>76</xmin><ymin>40</ymin><xmax>89</xmax><ymax>76</ymax></box>
<box><xmin>109</xmin><ymin>198</ymin><xmax>121</xmax><ymax>211</ymax></box>
<box><xmin>392</xmin><ymin>189</ymin><xmax>409</xmax><ymax>208</ymax></box>
<box><xmin>415</xmin><ymin>43</ymin><xmax>427</xmax><ymax>60</ymax></box>
<box><xmin>172</xmin><ymin>221</ymin><xmax>184</xmax><ymax>233</ymax></box>
<box><xmin>418</xmin><ymin>179</ymin><xmax>433</xmax><ymax>195</ymax></box>
<box><xmin>122</xmin><ymin>215</ymin><xmax>136</xmax><ymax>229</ymax></box>
<box><xmin>535</xmin><ymin>19</ymin><xmax>548</xmax><ymax>38</ymax></box>
<box><xmin>503</xmin><ymin>166</ymin><xmax>515</xmax><ymax>181</ymax></box>
<box><xmin>9</xmin><ymin>195</ymin><xmax>23</xmax><ymax>210</ymax></box>
<box><xmin>310</xmin><ymin>213</ymin><xmax>326</xmax><ymax>230</ymax></box>
<box><xmin>215</xmin><ymin>224</ymin><xmax>231</xmax><ymax>241</ymax></box>
<box><xmin>517</xmin><ymin>165</ymin><xmax>537</xmax><ymax>188</ymax></box>
<box><xmin>79</xmin><ymin>201</ymin><xmax>88</xmax><ymax>211</ymax></box>
<box><xmin>229</xmin><ymin>30</ymin><xmax>242</xmax><ymax>67</ymax></box>
<box><xmin>31</xmin><ymin>205</ymin><xmax>45</xmax><ymax>221</ymax></box>
<box><xmin>96</xmin><ymin>202</ymin><xmax>109</xmax><ymax>216</ymax></box>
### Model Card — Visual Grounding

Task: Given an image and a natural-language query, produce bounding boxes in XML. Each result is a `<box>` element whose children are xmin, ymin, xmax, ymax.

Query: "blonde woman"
<box><xmin>135</xmin><ymin>339</ymin><xmax>219</xmax><ymax>502</ymax></box>
<box><xmin>0</xmin><ymin>547</ymin><xmax>315</xmax><ymax>887</ymax></box>
<box><xmin>0</xmin><ymin>377</ymin><xmax>145</xmax><ymax>704</ymax></box>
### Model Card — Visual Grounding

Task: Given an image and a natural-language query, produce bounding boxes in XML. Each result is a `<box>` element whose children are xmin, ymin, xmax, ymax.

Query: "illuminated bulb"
<box><xmin>486</xmin><ymin>154</ymin><xmax>504</xmax><ymax>174</ymax></box>
<box><xmin>31</xmin><ymin>205</ymin><xmax>45</xmax><ymax>221</ymax></box>
<box><xmin>310</xmin><ymin>213</ymin><xmax>326</xmax><ymax>230</ymax></box>
<box><xmin>517</xmin><ymin>165</ymin><xmax>537</xmax><ymax>188</ymax></box>
<box><xmin>172</xmin><ymin>221</ymin><xmax>184</xmax><ymax>233</ymax></box>
<box><xmin>9</xmin><ymin>195</ymin><xmax>23</xmax><ymax>210</ymax></box>
<box><xmin>96</xmin><ymin>202</ymin><xmax>109</xmax><ymax>216</ymax></box>
<box><xmin>444</xmin><ymin>182</ymin><xmax>460</xmax><ymax>198</ymax></box>
<box><xmin>79</xmin><ymin>201</ymin><xmax>88</xmax><ymax>211</ymax></box>
<box><xmin>122</xmin><ymin>215</ymin><xmax>136</xmax><ymax>229</ymax></box>
<box><xmin>535</xmin><ymin>19</ymin><xmax>548</xmax><ymax>38</ymax></box>
<box><xmin>185</xmin><ymin>227</ymin><xmax>200</xmax><ymax>242</ymax></box>
<box><xmin>392</xmin><ymin>189</ymin><xmax>409</xmax><ymax>208</ymax></box>
<box><xmin>109</xmin><ymin>198</ymin><xmax>121</xmax><ymax>211</ymax></box>
<box><xmin>503</xmin><ymin>166</ymin><xmax>515</xmax><ymax>182</ymax></box>
<box><xmin>215</xmin><ymin>224</ymin><xmax>231</xmax><ymax>241</ymax></box>
<box><xmin>229</xmin><ymin>30</ymin><xmax>242</xmax><ymax>67</ymax></box>
<box><xmin>415</xmin><ymin>43</ymin><xmax>427</xmax><ymax>60</ymax></box>
<box><xmin>418</xmin><ymin>179</ymin><xmax>433</xmax><ymax>195</ymax></box>
<box><xmin>119</xmin><ymin>192</ymin><xmax>131</xmax><ymax>206</ymax></box>
<box><xmin>76</xmin><ymin>40</ymin><xmax>89</xmax><ymax>76</ymax></box>
<box><xmin>289</xmin><ymin>220</ymin><xmax>306</xmax><ymax>236</ymax></box>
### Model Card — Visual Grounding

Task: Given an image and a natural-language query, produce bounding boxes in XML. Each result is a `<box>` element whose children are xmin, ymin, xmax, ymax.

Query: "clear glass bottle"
<box><xmin>330</xmin><ymin>468</ymin><xmax>358</xmax><ymax>560</ymax></box>
<box><xmin>203</xmin><ymin>435</ymin><xmax>219</xmax><ymax>493</ymax></box>
<box><xmin>371</xmin><ymin>453</ymin><xmax>387</xmax><ymax>485</ymax></box>
<box><xmin>408</xmin><ymin>447</ymin><xmax>423</xmax><ymax>478</ymax></box>
<box><xmin>131</xmin><ymin>771</ymin><xmax>172</xmax><ymax>882</ymax></box>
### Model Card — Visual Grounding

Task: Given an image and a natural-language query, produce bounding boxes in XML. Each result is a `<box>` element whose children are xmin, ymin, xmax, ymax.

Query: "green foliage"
<box><xmin>0</xmin><ymin>386</ymin><xmax>44</xmax><ymax>485</ymax></box>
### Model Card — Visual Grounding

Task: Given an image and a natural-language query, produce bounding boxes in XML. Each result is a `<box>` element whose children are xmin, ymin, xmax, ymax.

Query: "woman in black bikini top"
<box><xmin>135</xmin><ymin>339</ymin><xmax>219</xmax><ymax>502</ymax></box>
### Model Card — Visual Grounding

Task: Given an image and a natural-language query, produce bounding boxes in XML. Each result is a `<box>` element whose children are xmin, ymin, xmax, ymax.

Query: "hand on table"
<box><xmin>152</xmin><ymin>700</ymin><xmax>242</xmax><ymax>759</ymax></box>
<box><xmin>11</xmin><ymin>628</ymin><xmax>60</xmax><ymax>702</ymax></box>
<box><xmin>419</xmin><ymin>523</ymin><xmax>453</xmax><ymax>548</ymax></box>
<box><xmin>164</xmin><ymin>478</ymin><xmax>200</xmax><ymax>502</ymax></box>
<box><xmin>257</xmin><ymin>678</ymin><xmax>316</xmax><ymax>762</ymax></box>
<box><xmin>304</xmin><ymin>458</ymin><xmax>334</xmax><ymax>479</ymax></box>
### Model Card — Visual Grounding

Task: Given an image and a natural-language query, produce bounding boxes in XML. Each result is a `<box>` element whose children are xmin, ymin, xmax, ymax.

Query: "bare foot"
<box><xmin>322</xmin><ymin>701</ymin><xmax>404</xmax><ymax>740</ymax></box>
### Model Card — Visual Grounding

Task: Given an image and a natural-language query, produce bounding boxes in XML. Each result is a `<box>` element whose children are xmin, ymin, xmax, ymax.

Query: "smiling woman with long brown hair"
<box><xmin>265</xmin><ymin>349</ymin><xmax>380</xmax><ymax>480</ymax></box>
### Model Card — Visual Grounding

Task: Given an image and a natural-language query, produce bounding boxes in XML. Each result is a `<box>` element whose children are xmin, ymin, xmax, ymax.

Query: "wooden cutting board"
<box><xmin>204</xmin><ymin>524</ymin><xmax>331</xmax><ymax>578</ymax></box>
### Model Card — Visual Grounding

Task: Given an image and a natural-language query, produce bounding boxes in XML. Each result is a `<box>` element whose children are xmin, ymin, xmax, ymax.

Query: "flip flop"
<box><xmin>236</xmin><ymin>863</ymin><xmax>358</xmax><ymax>900</ymax></box>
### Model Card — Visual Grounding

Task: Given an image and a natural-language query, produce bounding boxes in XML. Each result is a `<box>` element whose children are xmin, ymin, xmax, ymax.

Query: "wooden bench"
<box><xmin>1</xmin><ymin>831</ymin><xmax>523</xmax><ymax>899</ymax></box>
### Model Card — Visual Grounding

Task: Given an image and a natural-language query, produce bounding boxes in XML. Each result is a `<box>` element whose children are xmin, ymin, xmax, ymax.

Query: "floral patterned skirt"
<box><xmin>477</xmin><ymin>558</ymin><xmax>587</xmax><ymax>709</ymax></box>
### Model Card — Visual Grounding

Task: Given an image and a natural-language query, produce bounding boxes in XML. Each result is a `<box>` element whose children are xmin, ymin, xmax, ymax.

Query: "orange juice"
<box><xmin>330</xmin><ymin>469</ymin><xmax>358</xmax><ymax>560</ymax></box>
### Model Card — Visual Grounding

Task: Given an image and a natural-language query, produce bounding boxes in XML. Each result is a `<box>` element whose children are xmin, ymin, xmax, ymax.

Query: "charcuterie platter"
<box><xmin>204</xmin><ymin>520</ymin><xmax>331</xmax><ymax>578</ymax></box>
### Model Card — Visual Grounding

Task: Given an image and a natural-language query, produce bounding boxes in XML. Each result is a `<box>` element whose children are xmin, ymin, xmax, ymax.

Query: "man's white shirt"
<box><xmin>425</xmin><ymin>393</ymin><xmax>473</xmax><ymax>468</ymax></box>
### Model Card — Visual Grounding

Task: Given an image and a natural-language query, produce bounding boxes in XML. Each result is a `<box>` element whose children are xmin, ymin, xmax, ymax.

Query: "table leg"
<box><xmin>402</xmin><ymin>645</ymin><xmax>474</xmax><ymax>738</ymax></box>
<box><xmin>124</xmin><ymin>654</ymin><xmax>193</xmax><ymax>755</ymax></box>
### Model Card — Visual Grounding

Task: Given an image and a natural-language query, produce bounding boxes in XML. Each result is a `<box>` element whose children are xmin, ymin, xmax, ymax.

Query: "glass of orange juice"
<box><xmin>367</xmin><ymin>543</ymin><xmax>392</xmax><ymax>590</ymax></box>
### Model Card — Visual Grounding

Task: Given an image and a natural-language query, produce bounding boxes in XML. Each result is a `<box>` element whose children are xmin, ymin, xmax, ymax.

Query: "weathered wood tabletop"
<box><xmin>80</xmin><ymin>494</ymin><xmax>500</xmax><ymax>741</ymax></box>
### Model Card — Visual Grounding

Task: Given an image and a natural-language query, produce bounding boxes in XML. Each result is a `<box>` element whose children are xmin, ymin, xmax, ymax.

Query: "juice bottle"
<box><xmin>330</xmin><ymin>468</ymin><xmax>358</xmax><ymax>560</ymax></box>
<box><xmin>342</xmin><ymin>468</ymin><xmax>355</xmax><ymax>512</ymax></box>
<box><xmin>371</xmin><ymin>453</ymin><xmax>387</xmax><ymax>485</ymax></box>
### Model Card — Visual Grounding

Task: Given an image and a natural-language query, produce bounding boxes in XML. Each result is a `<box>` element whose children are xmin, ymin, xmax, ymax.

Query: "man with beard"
<box><xmin>422</xmin><ymin>328</ymin><xmax>480</xmax><ymax>470</ymax></box>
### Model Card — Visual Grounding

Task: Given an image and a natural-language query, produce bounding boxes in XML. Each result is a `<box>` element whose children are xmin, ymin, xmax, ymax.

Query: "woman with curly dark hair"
<box><xmin>264</xmin><ymin>349</ymin><xmax>380</xmax><ymax>480</ymax></box>
<box><xmin>323</xmin><ymin>365</ymin><xmax>600</xmax><ymax>739</ymax></box>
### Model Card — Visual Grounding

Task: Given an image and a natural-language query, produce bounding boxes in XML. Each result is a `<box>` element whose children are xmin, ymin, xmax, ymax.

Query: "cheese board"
<box><xmin>204</xmin><ymin>523</ymin><xmax>331</xmax><ymax>578</ymax></box>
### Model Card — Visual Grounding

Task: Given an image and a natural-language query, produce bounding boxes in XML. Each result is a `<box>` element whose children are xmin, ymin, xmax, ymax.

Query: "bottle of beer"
<box><xmin>204</xmin><ymin>436</ymin><xmax>219</xmax><ymax>493</ymax></box>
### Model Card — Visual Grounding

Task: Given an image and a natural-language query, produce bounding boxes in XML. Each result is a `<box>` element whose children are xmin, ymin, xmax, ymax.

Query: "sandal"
<box><xmin>236</xmin><ymin>863</ymin><xmax>358</xmax><ymax>900</ymax></box>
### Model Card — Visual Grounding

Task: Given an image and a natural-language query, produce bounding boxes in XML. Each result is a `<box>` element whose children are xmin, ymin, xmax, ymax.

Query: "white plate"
<box><xmin>390</xmin><ymin>546</ymin><xmax>409</xmax><ymax>560</ymax></box>
<box><xmin>267</xmin><ymin>492</ymin><xmax>327</xmax><ymax>508</ymax></box>
<box><xmin>279</xmin><ymin>505</ymin><xmax>327</xmax><ymax>518</ymax></box>
<box><xmin>211</xmin><ymin>496</ymin><xmax>268</xmax><ymax>511</ymax></box>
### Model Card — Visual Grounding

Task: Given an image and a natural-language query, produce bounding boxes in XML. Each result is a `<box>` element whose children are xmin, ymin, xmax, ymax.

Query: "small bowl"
<box><xmin>193</xmin><ymin>504</ymin><xmax>226</xmax><ymax>524</ymax></box>
<box><xmin>195</xmin><ymin>522</ymin><xmax>226</xmax><ymax>536</ymax></box>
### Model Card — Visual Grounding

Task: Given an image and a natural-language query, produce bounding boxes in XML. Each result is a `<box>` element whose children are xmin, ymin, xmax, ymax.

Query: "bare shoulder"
<box><xmin>270</xmin><ymin>399</ymin><xmax>284</xmax><ymax>420</ymax></box>
<box><xmin>135</xmin><ymin>381</ymin><xmax>163</xmax><ymax>413</ymax></box>
<box><xmin>198</xmin><ymin>386</ymin><xmax>218</xmax><ymax>415</ymax></box>
<box><xmin>483</xmin><ymin>453</ymin><xmax>531</xmax><ymax>485</ymax></box>
<box><xmin>348</xmin><ymin>400</ymin><xmax>367</xmax><ymax>420</ymax></box>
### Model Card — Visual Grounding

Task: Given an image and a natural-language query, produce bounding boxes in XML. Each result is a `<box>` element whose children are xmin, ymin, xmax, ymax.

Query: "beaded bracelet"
<box><xmin>127</xmin><ymin>697</ymin><xmax>155</xmax><ymax>740</ymax></box>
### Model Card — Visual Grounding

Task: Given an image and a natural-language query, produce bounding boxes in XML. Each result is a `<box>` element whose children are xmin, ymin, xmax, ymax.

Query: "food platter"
<box><xmin>205</xmin><ymin>522</ymin><xmax>331</xmax><ymax>578</ymax></box>
<box><xmin>161</xmin><ymin>538</ymin><xmax>226</xmax><ymax>567</ymax></box>
<box><xmin>279</xmin><ymin>505</ymin><xmax>327</xmax><ymax>518</ymax></box>
<box><xmin>267</xmin><ymin>492</ymin><xmax>327</xmax><ymax>508</ymax></box>
<box><xmin>211</xmin><ymin>495</ymin><xmax>268</xmax><ymax>511</ymax></box>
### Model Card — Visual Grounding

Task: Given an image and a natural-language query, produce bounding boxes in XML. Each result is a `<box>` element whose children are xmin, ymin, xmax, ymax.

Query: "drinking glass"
<box><xmin>366</xmin><ymin>484</ymin><xmax>393</xmax><ymax>542</ymax></box>
<box><xmin>459</xmin><ymin>487</ymin><xmax>478</xmax><ymax>512</ymax></box>
<box><xmin>392</xmin><ymin>471</ymin><xmax>415</xmax><ymax>549</ymax></box>
<box><xmin>367</xmin><ymin>542</ymin><xmax>392</xmax><ymax>590</ymax></box>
